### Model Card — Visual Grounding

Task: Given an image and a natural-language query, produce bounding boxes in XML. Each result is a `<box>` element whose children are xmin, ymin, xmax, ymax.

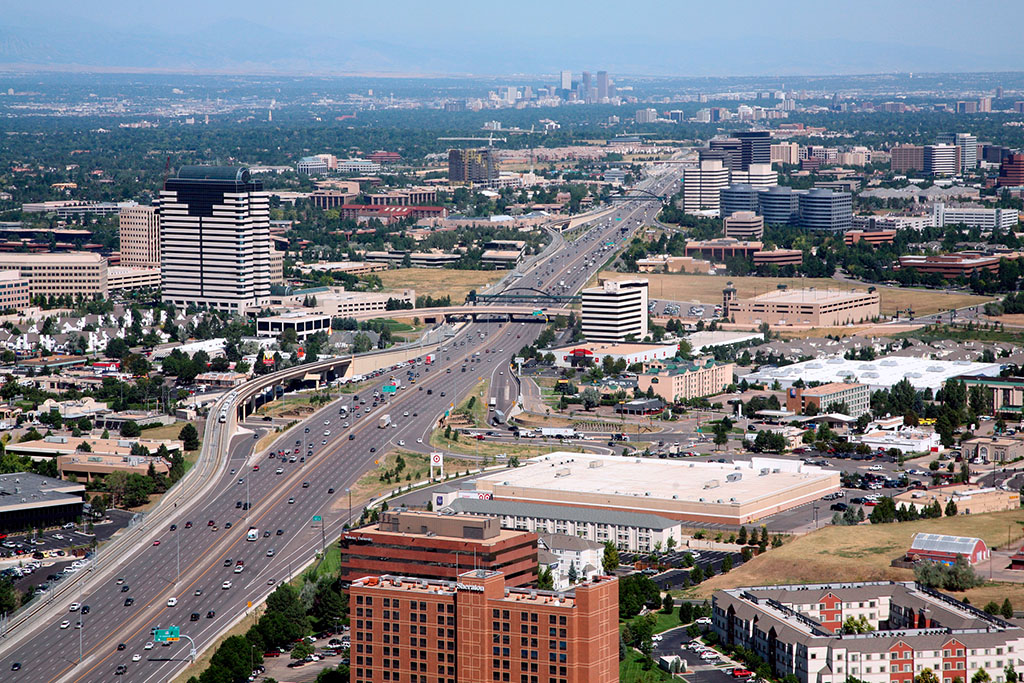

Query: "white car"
<box><xmin>144</xmin><ymin>642</ymin><xmax>154</xmax><ymax>650</ymax></box>
<box><xmin>222</xmin><ymin>581</ymin><xmax>232</xmax><ymax>589</ymax></box>
<box><xmin>132</xmin><ymin>654</ymin><xmax>142</xmax><ymax>662</ymax></box>
<box><xmin>695</xmin><ymin>617</ymin><xmax>712</xmax><ymax>625</ymax></box>
<box><xmin>234</xmin><ymin>565</ymin><xmax>244</xmax><ymax>574</ymax></box>
<box><xmin>398</xmin><ymin>440</ymin><xmax>405</xmax><ymax>447</ymax></box>
<box><xmin>59</xmin><ymin>620</ymin><xmax>70</xmax><ymax>629</ymax></box>
<box><xmin>868</xmin><ymin>465</ymin><xmax>884</xmax><ymax>471</ymax></box>
<box><xmin>69</xmin><ymin>602</ymin><xmax>81</xmax><ymax>612</ymax></box>
<box><xmin>167</xmin><ymin>598</ymin><xmax>177</xmax><ymax>607</ymax></box>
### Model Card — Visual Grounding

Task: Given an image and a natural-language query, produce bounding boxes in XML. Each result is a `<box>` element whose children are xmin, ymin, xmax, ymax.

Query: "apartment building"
<box><xmin>0</xmin><ymin>252</ymin><xmax>108</xmax><ymax>299</ymax></box>
<box><xmin>347</xmin><ymin>569</ymin><xmax>619</xmax><ymax>683</ymax></box>
<box><xmin>159</xmin><ymin>166</ymin><xmax>272</xmax><ymax>312</ymax></box>
<box><xmin>580</xmin><ymin>279</ymin><xmax>649</xmax><ymax>343</ymax></box>
<box><xmin>636</xmin><ymin>358</ymin><xmax>735</xmax><ymax>402</ymax></box>
<box><xmin>118</xmin><ymin>204</ymin><xmax>160</xmax><ymax>267</ymax></box>
<box><xmin>714</xmin><ymin>582</ymin><xmax>1024</xmax><ymax>683</ymax></box>
<box><xmin>339</xmin><ymin>510</ymin><xmax>538</xmax><ymax>587</ymax></box>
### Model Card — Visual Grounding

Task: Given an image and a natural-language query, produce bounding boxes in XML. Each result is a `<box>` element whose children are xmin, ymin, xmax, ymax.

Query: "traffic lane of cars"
<box><xmin>53</xmin><ymin>327</ymin><xmax>516</xmax><ymax>679</ymax></box>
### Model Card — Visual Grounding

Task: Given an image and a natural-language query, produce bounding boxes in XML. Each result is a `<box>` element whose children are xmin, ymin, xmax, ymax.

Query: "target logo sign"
<box><xmin>431</xmin><ymin>453</ymin><xmax>443</xmax><ymax>465</ymax></box>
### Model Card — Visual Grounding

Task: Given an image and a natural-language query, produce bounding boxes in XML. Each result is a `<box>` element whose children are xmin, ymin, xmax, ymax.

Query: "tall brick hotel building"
<box><xmin>348</xmin><ymin>569</ymin><xmax>619</xmax><ymax>683</ymax></box>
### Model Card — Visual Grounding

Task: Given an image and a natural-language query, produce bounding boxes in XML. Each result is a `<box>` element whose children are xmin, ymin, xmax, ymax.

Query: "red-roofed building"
<box><xmin>367</xmin><ymin>151</ymin><xmax>402</xmax><ymax>164</ymax></box>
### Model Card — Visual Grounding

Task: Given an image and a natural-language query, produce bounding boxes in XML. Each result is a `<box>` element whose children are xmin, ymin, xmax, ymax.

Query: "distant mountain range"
<box><xmin>0</xmin><ymin>19</ymin><xmax>1017</xmax><ymax>77</ymax></box>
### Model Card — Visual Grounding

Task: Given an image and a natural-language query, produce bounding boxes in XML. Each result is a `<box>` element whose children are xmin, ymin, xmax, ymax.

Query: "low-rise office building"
<box><xmin>684</xmin><ymin>238</ymin><xmax>763</xmax><ymax>260</ymax></box>
<box><xmin>107</xmin><ymin>265</ymin><xmax>161</xmax><ymax>291</ymax></box>
<box><xmin>724</xmin><ymin>211</ymin><xmax>765</xmax><ymax>239</ymax></box>
<box><xmin>0</xmin><ymin>472</ymin><xmax>86</xmax><ymax>532</ymax></box>
<box><xmin>0</xmin><ymin>252</ymin><xmax>108</xmax><ymax>299</ymax></box>
<box><xmin>347</xmin><ymin>569</ymin><xmax>619</xmax><ymax>683</ymax></box>
<box><xmin>713</xmin><ymin>581</ymin><xmax>1024</xmax><ymax>683</ymax></box>
<box><xmin>255</xmin><ymin>311</ymin><xmax>332</xmax><ymax>341</ymax></box>
<box><xmin>57</xmin><ymin>453</ymin><xmax>171</xmax><ymax>483</ymax></box>
<box><xmin>339</xmin><ymin>510</ymin><xmax>538</xmax><ymax>587</ymax></box>
<box><xmin>549</xmin><ymin>342</ymin><xmax>678</xmax><ymax>369</ymax></box>
<box><xmin>958</xmin><ymin>375</ymin><xmax>1024</xmax><ymax>415</ymax></box>
<box><xmin>0</xmin><ymin>270</ymin><xmax>31</xmax><ymax>311</ymax></box>
<box><xmin>894</xmin><ymin>486</ymin><xmax>1019</xmax><ymax>516</ymax></box>
<box><xmin>725</xmin><ymin>287</ymin><xmax>880</xmax><ymax>327</ymax></box>
<box><xmin>960</xmin><ymin>435</ymin><xmax>1024</xmax><ymax>463</ymax></box>
<box><xmin>897</xmin><ymin>253</ymin><xmax>1001</xmax><ymax>278</ymax></box>
<box><xmin>752</xmin><ymin>249</ymin><xmax>803</xmax><ymax>267</ymax></box>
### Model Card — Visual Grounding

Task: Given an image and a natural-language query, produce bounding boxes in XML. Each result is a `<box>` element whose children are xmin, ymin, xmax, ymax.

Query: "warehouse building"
<box><xmin>713</xmin><ymin>581</ymin><xmax>1024</xmax><ymax>683</ymax></box>
<box><xmin>472</xmin><ymin>453</ymin><xmax>840</xmax><ymax>525</ymax></box>
<box><xmin>748</xmin><ymin>356</ymin><xmax>1001</xmax><ymax>392</ymax></box>
<box><xmin>548</xmin><ymin>341</ymin><xmax>678</xmax><ymax>369</ymax></box>
<box><xmin>0</xmin><ymin>472</ymin><xmax>86</xmax><ymax>532</ymax></box>
<box><xmin>725</xmin><ymin>286</ymin><xmax>880</xmax><ymax>327</ymax></box>
<box><xmin>905</xmin><ymin>533</ymin><xmax>990</xmax><ymax>566</ymax></box>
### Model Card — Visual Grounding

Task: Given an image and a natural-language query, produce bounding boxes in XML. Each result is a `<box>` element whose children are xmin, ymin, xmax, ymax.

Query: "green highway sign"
<box><xmin>312</xmin><ymin>515</ymin><xmax>322</xmax><ymax>522</ymax></box>
<box><xmin>154</xmin><ymin>626</ymin><xmax>180</xmax><ymax>643</ymax></box>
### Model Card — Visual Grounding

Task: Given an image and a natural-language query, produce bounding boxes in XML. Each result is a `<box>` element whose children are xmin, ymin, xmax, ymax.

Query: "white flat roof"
<box><xmin>747</xmin><ymin>355</ymin><xmax>1001</xmax><ymax>391</ymax></box>
<box><xmin>476</xmin><ymin>452</ymin><xmax>836</xmax><ymax>506</ymax></box>
<box><xmin>685</xmin><ymin>331</ymin><xmax>764</xmax><ymax>353</ymax></box>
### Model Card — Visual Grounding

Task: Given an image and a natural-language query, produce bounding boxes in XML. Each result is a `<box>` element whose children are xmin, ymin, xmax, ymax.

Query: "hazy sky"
<box><xmin>3</xmin><ymin>0</ymin><xmax>1024</xmax><ymax>76</ymax></box>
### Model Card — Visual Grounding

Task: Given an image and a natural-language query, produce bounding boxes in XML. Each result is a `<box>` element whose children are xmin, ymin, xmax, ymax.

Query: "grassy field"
<box><xmin>621</xmin><ymin>611</ymin><xmax>683</xmax><ymax>636</ymax></box>
<box><xmin>605</xmin><ymin>271</ymin><xmax>994</xmax><ymax>317</ymax></box>
<box><xmin>348</xmin><ymin>449</ymin><xmax>479</xmax><ymax>506</ymax></box>
<box><xmin>691</xmin><ymin>510</ymin><xmax>1024</xmax><ymax>603</ymax></box>
<box><xmin>620</xmin><ymin>649</ymin><xmax>675</xmax><ymax>683</ymax></box>
<box><xmin>306</xmin><ymin>544</ymin><xmax>341</xmax><ymax>581</ymax></box>
<box><xmin>377</xmin><ymin>268</ymin><xmax>503</xmax><ymax>303</ymax></box>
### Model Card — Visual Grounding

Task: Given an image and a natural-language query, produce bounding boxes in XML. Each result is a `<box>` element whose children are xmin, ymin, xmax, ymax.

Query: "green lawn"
<box><xmin>620</xmin><ymin>611</ymin><xmax>683</xmax><ymax>636</ymax></box>
<box><xmin>307</xmin><ymin>544</ymin><xmax>341</xmax><ymax>581</ymax></box>
<box><xmin>620</xmin><ymin>650</ymin><xmax>674</xmax><ymax>683</ymax></box>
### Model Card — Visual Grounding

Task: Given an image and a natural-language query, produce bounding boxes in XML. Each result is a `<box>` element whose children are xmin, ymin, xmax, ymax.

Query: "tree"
<box><xmin>1002</xmin><ymin>598</ymin><xmax>1015</xmax><ymax>619</ymax></box>
<box><xmin>679</xmin><ymin>601</ymin><xmax>694</xmax><ymax>624</ymax></box>
<box><xmin>76</xmin><ymin>441</ymin><xmax>92</xmax><ymax>453</ymax></box>
<box><xmin>714</xmin><ymin>424</ymin><xmax>729</xmax><ymax>450</ymax></box>
<box><xmin>567</xmin><ymin>563</ymin><xmax>579</xmax><ymax>585</ymax></box>
<box><xmin>179</xmin><ymin>423</ymin><xmax>200</xmax><ymax>451</ymax></box>
<box><xmin>580</xmin><ymin>387</ymin><xmax>600</xmax><ymax>411</ymax></box>
<box><xmin>973</xmin><ymin>669</ymin><xmax>991</xmax><ymax>683</ymax></box>
<box><xmin>602</xmin><ymin>541</ymin><xmax>620</xmax><ymax>573</ymax></box>
<box><xmin>738</xmin><ymin>526</ymin><xmax>748</xmax><ymax>545</ymax></box>
<box><xmin>0</xmin><ymin>576</ymin><xmax>18</xmax><ymax>615</ymax></box>
<box><xmin>119</xmin><ymin>420</ymin><xmax>141</xmax><ymax>438</ymax></box>
<box><xmin>945</xmin><ymin>498</ymin><xmax>959</xmax><ymax>517</ymax></box>
<box><xmin>916</xmin><ymin>669</ymin><xmax>941</xmax><ymax>683</ymax></box>
<box><xmin>537</xmin><ymin>565</ymin><xmax>554</xmax><ymax>590</ymax></box>
<box><xmin>1006</xmin><ymin>664</ymin><xmax>1018</xmax><ymax>683</ymax></box>
<box><xmin>721</xmin><ymin>555</ymin><xmax>733</xmax><ymax>573</ymax></box>
<box><xmin>291</xmin><ymin>640</ymin><xmax>315</xmax><ymax>661</ymax></box>
<box><xmin>662</xmin><ymin>592</ymin><xmax>674</xmax><ymax>613</ymax></box>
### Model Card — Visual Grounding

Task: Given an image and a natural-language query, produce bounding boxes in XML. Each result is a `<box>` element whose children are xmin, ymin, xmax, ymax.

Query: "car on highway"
<box><xmin>276</xmin><ymin>529</ymin><xmax>284</xmax><ymax>535</ymax></box>
<box><xmin>10</xmin><ymin>662</ymin><xmax>21</xmax><ymax>671</ymax></box>
<box><xmin>275</xmin><ymin>467</ymin><xmax>284</xmax><ymax>474</ymax></box>
<box><xmin>327</xmin><ymin>487</ymin><xmax>334</xmax><ymax>494</ymax></box>
<box><xmin>194</xmin><ymin>589</ymin><xmax>202</xmax><ymax>596</ymax></box>
<box><xmin>69</xmin><ymin>602</ymin><xmax>80</xmax><ymax>611</ymax></box>
<box><xmin>59</xmin><ymin>620</ymin><xmax>70</xmax><ymax>629</ymax></box>
<box><xmin>81</xmin><ymin>605</ymin><xmax>90</xmax><ymax>614</ymax></box>
<box><xmin>222</xmin><ymin>581</ymin><xmax>232</xmax><ymax>589</ymax></box>
<box><xmin>288</xmin><ymin>497</ymin><xmax>295</xmax><ymax>504</ymax></box>
<box><xmin>115</xmin><ymin>665</ymin><xmax>127</xmax><ymax>675</ymax></box>
<box><xmin>169</xmin><ymin>524</ymin><xmax>177</xmax><ymax>531</ymax></box>
<box><xmin>267</xmin><ymin>548</ymin><xmax>275</xmax><ymax>557</ymax></box>
<box><xmin>152</xmin><ymin>540</ymin><xmax>160</xmax><ymax>546</ymax></box>
<box><xmin>225</xmin><ymin>522</ymin><xmax>233</xmax><ymax>529</ymax></box>
<box><xmin>120</xmin><ymin>584</ymin><xmax>130</xmax><ymax>592</ymax></box>
<box><xmin>234</xmin><ymin>565</ymin><xmax>244</xmax><ymax>573</ymax></box>
<box><xmin>190</xmin><ymin>612</ymin><xmax>200</xmax><ymax>621</ymax></box>
<box><xmin>302</xmin><ymin>481</ymin><xmax>310</xmax><ymax>488</ymax></box>
<box><xmin>132</xmin><ymin>654</ymin><xmax>142</xmax><ymax>662</ymax></box>
<box><xmin>185</xmin><ymin>521</ymin><xmax>192</xmax><ymax>528</ymax></box>
<box><xmin>117</xmin><ymin>643</ymin><xmax>126</xmax><ymax>651</ymax></box>
<box><xmin>144</xmin><ymin>642</ymin><xmax>154</xmax><ymax>650</ymax></box>
<box><xmin>123</xmin><ymin>598</ymin><xmax>134</xmax><ymax>606</ymax></box>
<box><xmin>207</xmin><ymin>610</ymin><xmax>216</xmax><ymax>618</ymax></box>
<box><xmin>167</xmin><ymin>597</ymin><xmax>177</xmax><ymax>606</ymax></box>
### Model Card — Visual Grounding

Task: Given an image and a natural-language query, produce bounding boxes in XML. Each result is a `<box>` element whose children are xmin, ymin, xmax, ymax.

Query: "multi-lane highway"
<box><xmin>0</xmin><ymin>167</ymin><xmax>679</xmax><ymax>681</ymax></box>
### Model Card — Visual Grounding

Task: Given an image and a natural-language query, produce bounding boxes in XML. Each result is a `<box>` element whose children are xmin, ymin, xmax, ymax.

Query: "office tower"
<box><xmin>735</xmin><ymin>131</ymin><xmax>771</xmax><ymax>170</ymax></box>
<box><xmin>159</xmin><ymin>166</ymin><xmax>271</xmax><ymax>311</ymax></box>
<box><xmin>635</xmin><ymin>108</ymin><xmax>658</xmax><ymax>123</ymax></box>
<box><xmin>798</xmin><ymin>188</ymin><xmax>852</xmax><ymax>233</ymax></box>
<box><xmin>997</xmin><ymin>87</ymin><xmax>1004</xmax><ymax>99</ymax></box>
<box><xmin>771</xmin><ymin>142</ymin><xmax>800</xmax><ymax>166</ymax></box>
<box><xmin>708</xmin><ymin>137</ymin><xmax>742</xmax><ymax>171</ymax></box>
<box><xmin>581</xmin><ymin>71</ymin><xmax>592</xmax><ymax>102</ymax></box>
<box><xmin>890</xmin><ymin>145</ymin><xmax>925</xmax><ymax>173</ymax></box>
<box><xmin>720</xmin><ymin>185</ymin><xmax>761</xmax><ymax>218</ymax></box>
<box><xmin>956</xmin><ymin>101</ymin><xmax>979</xmax><ymax>114</ymax></box>
<box><xmin>924</xmin><ymin>144</ymin><xmax>961</xmax><ymax>176</ymax></box>
<box><xmin>348</xmin><ymin>570</ymin><xmax>620</xmax><ymax>683</ymax></box>
<box><xmin>118</xmin><ymin>204</ymin><xmax>160</xmax><ymax>267</ymax></box>
<box><xmin>683</xmin><ymin>158</ymin><xmax>730</xmax><ymax>214</ymax></box>
<box><xmin>998</xmin><ymin>154</ymin><xmax>1024</xmax><ymax>188</ymax></box>
<box><xmin>937</xmin><ymin>133</ymin><xmax>977</xmax><ymax>173</ymax></box>
<box><xmin>1017</xmin><ymin>102</ymin><xmax>1024</xmax><ymax>115</ymax></box>
<box><xmin>597</xmin><ymin>70</ymin><xmax>609</xmax><ymax>100</ymax></box>
<box><xmin>724</xmin><ymin>211</ymin><xmax>765</xmax><ymax>240</ymax></box>
<box><xmin>559</xmin><ymin>70</ymin><xmax>572</xmax><ymax>92</ymax></box>
<box><xmin>730</xmin><ymin>163</ymin><xmax>777</xmax><ymax>188</ymax></box>
<box><xmin>979</xmin><ymin>96</ymin><xmax>992</xmax><ymax>113</ymax></box>
<box><xmin>758</xmin><ymin>186</ymin><xmax>801</xmax><ymax>225</ymax></box>
<box><xmin>581</xmin><ymin>279</ymin><xmax>648</xmax><ymax>342</ymax></box>
<box><xmin>447</xmin><ymin>148</ymin><xmax>499</xmax><ymax>184</ymax></box>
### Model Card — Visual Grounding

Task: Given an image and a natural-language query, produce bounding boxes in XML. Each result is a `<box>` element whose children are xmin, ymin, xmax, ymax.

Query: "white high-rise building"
<box><xmin>730</xmin><ymin>163</ymin><xmax>777</xmax><ymax>188</ymax></box>
<box><xmin>683</xmin><ymin>159</ymin><xmax>730</xmax><ymax>214</ymax></box>
<box><xmin>635</xmin><ymin>108</ymin><xmax>658</xmax><ymax>123</ymax></box>
<box><xmin>938</xmin><ymin>133</ymin><xmax>977</xmax><ymax>173</ymax></box>
<box><xmin>118</xmin><ymin>204</ymin><xmax>160</xmax><ymax>267</ymax></box>
<box><xmin>581</xmin><ymin>279</ymin><xmax>649</xmax><ymax>343</ymax></box>
<box><xmin>159</xmin><ymin>166</ymin><xmax>272</xmax><ymax>312</ymax></box>
<box><xmin>559</xmin><ymin>70</ymin><xmax>572</xmax><ymax>92</ymax></box>
<box><xmin>924</xmin><ymin>144</ymin><xmax>960</xmax><ymax>176</ymax></box>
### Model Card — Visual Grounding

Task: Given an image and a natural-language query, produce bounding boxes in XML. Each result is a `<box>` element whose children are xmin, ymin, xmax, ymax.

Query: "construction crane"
<box><xmin>437</xmin><ymin>133</ymin><xmax>507</xmax><ymax>147</ymax></box>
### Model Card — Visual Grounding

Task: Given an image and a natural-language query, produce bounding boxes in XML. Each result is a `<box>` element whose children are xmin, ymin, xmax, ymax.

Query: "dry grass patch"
<box><xmin>690</xmin><ymin>509</ymin><xmax>1024</xmax><ymax>598</ymax></box>
<box><xmin>604</xmin><ymin>271</ymin><xmax>993</xmax><ymax>317</ymax></box>
<box><xmin>377</xmin><ymin>268</ymin><xmax>503</xmax><ymax>303</ymax></box>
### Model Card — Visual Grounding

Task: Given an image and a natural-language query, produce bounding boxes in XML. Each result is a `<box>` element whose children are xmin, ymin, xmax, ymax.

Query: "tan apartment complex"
<box><xmin>726</xmin><ymin>287</ymin><xmax>880</xmax><ymax>326</ymax></box>
<box><xmin>636</xmin><ymin>358</ymin><xmax>735</xmax><ymax>402</ymax></box>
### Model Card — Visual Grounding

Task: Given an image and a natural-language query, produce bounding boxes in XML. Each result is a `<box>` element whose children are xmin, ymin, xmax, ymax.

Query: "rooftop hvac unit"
<box><xmin>704</xmin><ymin>479</ymin><xmax>720</xmax><ymax>489</ymax></box>
<box><xmin>726</xmin><ymin>473</ymin><xmax>742</xmax><ymax>482</ymax></box>
<box><xmin>554</xmin><ymin>468</ymin><xmax>570</xmax><ymax>478</ymax></box>
<box><xmin>588</xmin><ymin>460</ymin><xmax>603</xmax><ymax>469</ymax></box>
<box><xmin>760</xmin><ymin>468</ymin><xmax>770</xmax><ymax>476</ymax></box>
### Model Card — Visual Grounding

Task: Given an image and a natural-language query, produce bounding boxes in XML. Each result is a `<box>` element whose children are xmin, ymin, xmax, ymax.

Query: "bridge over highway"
<box><xmin>345</xmin><ymin>304</ymin><xmax>573</xmax><ymax>324</ymax></box>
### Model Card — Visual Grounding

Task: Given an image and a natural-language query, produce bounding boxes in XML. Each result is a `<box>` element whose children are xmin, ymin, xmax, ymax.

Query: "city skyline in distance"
<box><xmin>2</xmin><ymin>0</ymin><xmax>1024</xmax><ymax>77</ymax></box>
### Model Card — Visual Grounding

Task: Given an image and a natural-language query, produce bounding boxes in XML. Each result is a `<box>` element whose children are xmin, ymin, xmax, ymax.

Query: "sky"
<box><xmin>2</xmin><ymin>0</ymin><xmax>1023</xmax><ymax>76</ymax></box>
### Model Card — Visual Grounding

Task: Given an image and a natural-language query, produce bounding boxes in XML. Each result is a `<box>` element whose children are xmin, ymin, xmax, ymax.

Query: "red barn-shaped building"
<box><xmin>906</xmin><ymin>533</ymin><xmax>989</xmax><ymax>566</ymax></box>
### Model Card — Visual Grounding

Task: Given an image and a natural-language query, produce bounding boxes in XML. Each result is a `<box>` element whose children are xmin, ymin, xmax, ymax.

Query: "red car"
<box><xmin>732</xmin><ymin>669</ymin><xmax>753</xmax><ymax>679</ymax></box>
<box><xmin>253</xmin><ymin>465</ymin><xmax>260</xmax><ymax>471</ymax></box>
<box><xmin>153</xmin><ymin>540</ymin><xmax>161</xmax><ymax>546</ymax></box>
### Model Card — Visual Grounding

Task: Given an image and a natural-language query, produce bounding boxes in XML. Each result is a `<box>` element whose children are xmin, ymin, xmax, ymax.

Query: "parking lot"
<box><xmin>653</xmin><ymin>627</ymin><xmax>741</xmax><ymax>683</ymax></box>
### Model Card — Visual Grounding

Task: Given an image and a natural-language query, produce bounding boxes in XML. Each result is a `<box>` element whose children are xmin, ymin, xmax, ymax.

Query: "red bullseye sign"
<box><xmin>431</xmin><ymin>454</ymin><xmax>442</xmax><ymax>464</ymax></box>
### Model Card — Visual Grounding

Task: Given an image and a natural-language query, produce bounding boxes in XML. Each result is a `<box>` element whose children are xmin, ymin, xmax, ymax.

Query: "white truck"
<box><xmin>539</xmin><ymin>427</ymin><xmax>576</xmax><ymax>439</ymax></box>
<box><xmin>379</xmin><ymin>414</ymin><xmax>392</xmax><ymax>429</ymax></box>
<box><xmin>246</xmin><ymin>527</ymin><xmax>258</xmax><ymax>542</ymax></box>
<box><xmin>489</xmin><ymin>397</ymin><xmax>497</xmax><ymax>411</ymax></box>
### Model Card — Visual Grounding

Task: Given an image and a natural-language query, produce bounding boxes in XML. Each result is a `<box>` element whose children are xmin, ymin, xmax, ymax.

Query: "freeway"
<box><xmin>0</xmin><ymin>167</ymin><xmax>678</xmax><ymax>681</ymax></box>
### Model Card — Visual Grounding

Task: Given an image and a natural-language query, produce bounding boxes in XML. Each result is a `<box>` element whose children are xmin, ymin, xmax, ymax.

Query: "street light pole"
<box><xmin>346</xmin><ymin>488</ymin><xmax>352</xmax><ymax>529</ymax></box>
<box><xmin>176</xmin><ymin>525</ymin><xmax>180</xmax><ymax>585</ymax></box>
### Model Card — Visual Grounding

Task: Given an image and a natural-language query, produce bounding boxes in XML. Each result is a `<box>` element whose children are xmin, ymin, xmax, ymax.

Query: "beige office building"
<box><xmin>723</xmin><ymin>211</ymin><xmax>765</xmax><ymax>239</ymax></box>
<box><xmin>683</xmin><ymin>158</ymin><xmax>730</xmax><ymax>214</ymax></box>
<box><xmin>107</xmin><ymin>266</ymin><xmax>161</xmax><ymax>291</ymax></box>
<box><xmin>0</xmin><ymin>271</ymin><xmax>31</xmax><ymax>311</ymax></box>
<box><xmin>0</xmin><ymin>252</ymin><xmax>108</xmax><ymax>299</ymax></box>
<box><xmin>726</xmin><ymin>287</ymin><xmax>880</xmax><ymax>326</ymax></box>
<box><xmin>118</xmin><ymin>205</ymin><xmax>160</xmax><ymax>267</ymax></box>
